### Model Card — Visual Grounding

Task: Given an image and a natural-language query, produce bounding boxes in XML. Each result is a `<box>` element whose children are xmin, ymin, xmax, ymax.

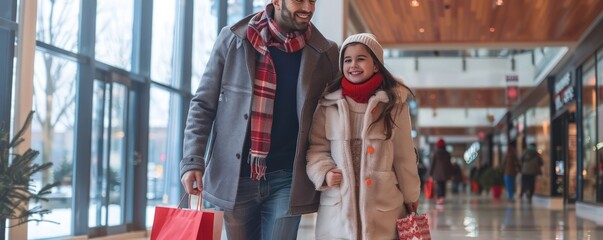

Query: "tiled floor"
<box><xmin>296</xmin><ymin>194</ymin><xmax>603</xmax><ymax>240</ymax></box>
<box><xmin>135</xmin><ymin>193</ymin><xmax>603</xmax><ymax>240</ymax></box>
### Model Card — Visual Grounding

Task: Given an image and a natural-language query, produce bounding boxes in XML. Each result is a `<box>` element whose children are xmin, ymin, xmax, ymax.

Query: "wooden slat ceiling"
<box><xmin>351</xmin><ymin>0</ymin><xmax>603</xmax><ymax>46</ymax></box>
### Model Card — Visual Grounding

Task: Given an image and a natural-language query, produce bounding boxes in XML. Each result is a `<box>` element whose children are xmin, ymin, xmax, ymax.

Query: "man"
<box><xmin>520</xmin><ymin>143</ymin><xmax>543</xmax><ymax>203</ymax></box>
<box><xmin>180</xmin><ymin>0</ymin><xmax>339</xmax><ymax>239</ymax></box>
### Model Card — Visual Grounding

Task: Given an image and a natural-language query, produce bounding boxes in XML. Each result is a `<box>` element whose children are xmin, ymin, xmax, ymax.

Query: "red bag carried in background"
<box><xmin>423</xmin><ymin>178</ymin><xmax>434</xmax><ymax>199</ymax></box>
<box><xmin>151</xmin><ymin>194</ymin><xmax>223</xmax><ymax>240</ymax></box>
<box><xmin>397</xmin><ymin>213</ymin><xmax>431</xmax><ymax>240</ymax></box>
<box><xmin>471</xmin><ymin>180</ymin><xmax>480</xmax><ymax>193</ymax></box>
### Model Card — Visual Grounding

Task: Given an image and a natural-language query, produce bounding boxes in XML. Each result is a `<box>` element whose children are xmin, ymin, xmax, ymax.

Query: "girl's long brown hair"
<box><xmin>325</xmin><ymin>43</ymin><xmax>414</xmax><ymax>139</ymax></box>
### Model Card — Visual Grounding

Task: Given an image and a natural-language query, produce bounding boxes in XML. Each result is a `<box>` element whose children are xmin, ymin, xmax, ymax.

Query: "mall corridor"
<box><xmin>3</xmin><ymin>0</ymin><xmax>603</xmax><ymax>239</ymax></box>
<box><xmin>294</xmin><ymin>194</ymin><xmax>603</xmax><ymax>240</ymax></box>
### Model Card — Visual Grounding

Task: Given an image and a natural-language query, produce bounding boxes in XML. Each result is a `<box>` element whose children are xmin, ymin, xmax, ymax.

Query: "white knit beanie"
<box><xmin>339</xmin><ymin>33</ymin><xmax>384</xmax><ymax>71</ymax></box>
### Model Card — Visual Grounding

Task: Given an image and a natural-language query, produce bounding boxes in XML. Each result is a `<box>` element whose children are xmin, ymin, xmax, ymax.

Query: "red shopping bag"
<box><xmin>397</xmin><ymin>213</ymin><xmax>431</xmax><ymax>240</ymax></box>
<box><xmin>151</xmin><ymin>194</ymin><xmax>223</xmax><ymax>240</ymax></box>
<box><xmin>471</xmin><ymin>180</ymin><xmax>479</xmax><ymax>193</ymax></box>
<box><xmin>423</xmin><ymin>179</ymin><xmax>434</xmax><ymax>199</ymax></box>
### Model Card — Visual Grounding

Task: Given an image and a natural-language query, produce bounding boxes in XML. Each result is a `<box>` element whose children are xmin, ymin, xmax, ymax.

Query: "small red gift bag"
<box><xmin>396</xmin><ymin>212</ymin><xmax>431</xmax><ymax>240</ymax></box>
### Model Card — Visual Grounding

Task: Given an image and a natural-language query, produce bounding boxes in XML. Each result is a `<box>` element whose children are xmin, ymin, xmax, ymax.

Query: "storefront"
<box><xmin>555</xmin><ymin>17</ymin><xmax>603</xmax><ymax>223</ymax></box>
<box><xmin>508</xmin><ymin>79</ymin><xmax>556</xmax><ymax>206</ymax></box>
<box><xmin>491</xmin><ymin>112</ymin><xmax>510</xmax><ymax>168</ymax></box>
<box><xmin>574</xmin><ymin>50</ymin><xmax>603</xmax><ymax>204</ymax></box>
<box><xmin>550</xmin><ymin>72</ymin><xmax>577</xmax><ymax>204</ymax></box>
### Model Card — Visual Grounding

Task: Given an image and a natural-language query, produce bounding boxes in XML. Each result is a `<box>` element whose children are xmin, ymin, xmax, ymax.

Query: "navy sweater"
<box><xmin>240</xmin><ymin>47</ymin><xmax>302</xmax><ymax>177</ymax></box>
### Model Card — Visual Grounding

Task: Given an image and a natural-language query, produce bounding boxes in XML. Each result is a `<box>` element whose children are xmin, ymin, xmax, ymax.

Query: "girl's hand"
<box><xmin>404</xmin><ymin>201</ymin><xmax>419</xmax><ymax>215</ymax></box>
<box><xmin>326</xmin><ymin>168</ymin><xmax>343</xmax><ymax>187</ymax></box>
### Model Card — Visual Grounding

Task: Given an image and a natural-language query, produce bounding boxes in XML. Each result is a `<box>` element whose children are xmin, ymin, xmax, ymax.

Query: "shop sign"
<box><xmin>506</xmin><ymin>75</ymin><xmax>519</xmax><ymax>104</ymax></box>
<box><xmin>554</xmin><ymin>72</ymin><xmax>574</xmax><ymax>112</ymax></box>
<box><xmin>463</xmin><ymin>142</ymin><xmax>480</xmax><ymax>164</ymax></box>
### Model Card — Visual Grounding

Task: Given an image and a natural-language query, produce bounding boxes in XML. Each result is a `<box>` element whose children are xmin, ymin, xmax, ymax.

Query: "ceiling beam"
<box><xmin>414</xmin><ymin>87</ymin><xmax>531</xmax><ymax>108</ymax></box>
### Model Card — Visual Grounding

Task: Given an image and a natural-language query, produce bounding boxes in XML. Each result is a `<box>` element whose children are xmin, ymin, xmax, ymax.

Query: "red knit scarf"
<box><xmin>342</xmin><ymin>72</ymin><xmax>384</xmax><ymax>103</ymax></box>
<box><xmin>246</xmin><ymin>4</ymin><xmax>310</xmax><ymax>180</ymax></box>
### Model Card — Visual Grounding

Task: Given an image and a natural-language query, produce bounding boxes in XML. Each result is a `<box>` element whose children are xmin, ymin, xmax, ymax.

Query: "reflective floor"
<box><xmin>133</xmin><ymin>193</ymin><xmax>603</xmax><ymax>240</ymax></box>
<box><xmin>297</xmin><ymin>194</ymin><xmax>603</xmax><ymax>240</ymax></box>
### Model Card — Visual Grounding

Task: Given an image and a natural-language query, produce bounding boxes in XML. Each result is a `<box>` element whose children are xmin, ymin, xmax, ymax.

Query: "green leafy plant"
<box><xmin>478</xmin><ymin>167</ymin><xmax>504</xmax><ymax>191</ymax></box>
<box><xmin>0</xmin><ymin>111</ymin><xmax>60</xmax><ymax>239</ymax></box>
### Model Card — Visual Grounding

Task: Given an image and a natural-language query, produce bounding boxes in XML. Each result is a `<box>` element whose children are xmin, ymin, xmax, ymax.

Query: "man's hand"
<box><xmin>181</xmin><ymin>170</ymin><xmax>204</xmax><ymax>195</ymax></box>
<box><xmin>326</xmin><ymin>168</ymin><xmax>342</xmax><ymax>187</ymax></box>
<box><xmin>404</xmin><ymin>200</ymin><xmax>419</xmax><ymax>215</ymax></box>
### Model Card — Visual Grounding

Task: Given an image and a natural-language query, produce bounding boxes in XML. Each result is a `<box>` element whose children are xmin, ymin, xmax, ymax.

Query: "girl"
<box><xmin>306</xmin><ymin>33</ymin><xmax>421</xmax><ymax>239</ymax></box>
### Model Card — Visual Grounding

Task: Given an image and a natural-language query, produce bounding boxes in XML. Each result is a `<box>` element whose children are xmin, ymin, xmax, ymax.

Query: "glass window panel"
<box><xmin>90</xmin><ymin>80</ymin><xmax>106</xmax><ymax>227</ymax></box>
<box><xmin>10</xmin><ymin>55</ymin><xmax>16</xmax><ymax>129</ymax></box>
<box><xmin>89</xmin><ymin>81</ymin><xmax>128</xmax><ymax>227</ymax></box>
<box><xmin>28</xmin><ymin>51</ymin><xmax>77</xmax><ymax>239</ymax></box>
<box><xmin>583</xmin><ymin>57</ymin><xmax>597</xmax><ymax>203</ymax></box>
<box><xmin>36</xmin><ymin>0</ymin><xmax>80</xmax><ymax>52</ymax></box>
<box><xmin>146</xmin><ymin>86</ymin><xmax>181</xmax><ymax>227</ymax></box>
<box><xmin>0</xmin><ymin>0</ymin><xmax>16</xmax><ymax>21</ymax></box>
<box><xmin>95</xmin><ymin>0</ymin><xmax>134</xmax><ymax>70</ymax></box>
<box><xmin>596</xmin><ymin>50</ymin><xmax>603</xmax><ymax>203</ymax></box>
<box><xmin>1</xmin><ymin>28</ymin><xmax>16</xmax><ymax>127</ymax></box>
<box><xmin>107</xmin><ymin>83</ymin><xmax>127</xmax><ymax>226</ymax></box>
<box><xmin>191</xmin><ymin>0</ymin><xmax>217</xmax><ymax>93</ymax></box>
<box><xmin>253</xmin><ymin>0</ymin><xmax>267</xmax><ymax>12</ymax></box>
<box><xmin>528</xmin><ymin>97</ymin><xmax>552</xmax><ymax>197</ymax></box>
<box><xmin>151</xmin><ymin>0</ymin><xmax>178</xmax><ymax>86</ymax></box>
<box><xmin>227</xmin><ymin>0</ymin><xmax>244</xmax><ymax>26</ymax></box>
<box><xmin>593</xmin><ymin>48</ymin><xmax>603</xmax><ymax>202</ymax></box>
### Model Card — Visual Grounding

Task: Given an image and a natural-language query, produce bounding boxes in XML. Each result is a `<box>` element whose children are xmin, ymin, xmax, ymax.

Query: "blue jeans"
<box><xmin>504</xmin><ymin>175</ymin><xmax>516</xmax><ymax>199</ymax></box>
<box><xmin>218</xmin><ymin>170</ymin><xmax>301</xmax><ymax>240</ymax></box>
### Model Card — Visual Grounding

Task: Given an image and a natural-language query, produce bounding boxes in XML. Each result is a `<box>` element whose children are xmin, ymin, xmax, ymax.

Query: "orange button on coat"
<box><xmin>365</xmin><ymin>178</ymin><xmax>373</xmax><ymax>186</ymax></box>
<box><xmin>367</xmin><ymin>146</ymin><xmax>375</xmax><ymax>154</ymax></box>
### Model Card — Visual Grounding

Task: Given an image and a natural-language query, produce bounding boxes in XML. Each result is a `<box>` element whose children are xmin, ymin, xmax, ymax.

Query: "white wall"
<box><xmin>313</xmin><ymin>0</ymin><xmax>347</xmax><ymax>44</ymax></box>
<box><xmin>386</xmin><ymin>52</ymin><xmax>536</xmax><ymax>88</ymax></box>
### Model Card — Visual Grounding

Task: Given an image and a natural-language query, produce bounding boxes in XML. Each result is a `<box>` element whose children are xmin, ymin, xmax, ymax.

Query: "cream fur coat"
<box><xmin>306</xmin><ymin>88</ymin><xmax>421</xmax><ymax>240</ymax></box>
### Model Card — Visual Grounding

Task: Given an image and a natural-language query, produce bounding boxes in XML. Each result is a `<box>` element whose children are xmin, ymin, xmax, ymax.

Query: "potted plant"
<box><xmin>478</xmin><ymin>167</ymin><xmax>505</xmax><ymax>199</ymax></box>
<box><xmin>1</xmin><ymin>111</ymin><xmax>59</xmax><ymax>239</ymax></box>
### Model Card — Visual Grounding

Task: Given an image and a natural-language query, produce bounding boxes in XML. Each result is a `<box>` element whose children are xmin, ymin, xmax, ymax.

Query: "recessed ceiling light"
<box><xmin>419</xmin><ymin>28</ymin><xmax>425</xmax><ymax>33</ymax></box>
<box><xmin>496</xmin><ymin>0</ymin><xmax>503</xmax><ymax>6</ymax></box>
<box><xmin>489</xmin><ymin>27</ymin><xmax>496</xmax><ymax>32</ymax></box>
<box><xmin>411</xmin><ymin>0</ymin><xmax>420</xmax><ymax>7</ymax></box>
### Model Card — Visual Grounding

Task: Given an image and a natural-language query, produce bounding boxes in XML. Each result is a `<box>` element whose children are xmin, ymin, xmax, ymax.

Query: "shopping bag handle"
<box><xmin>177</xmin><ymin>193</ymin><xmax>203</xmax><ymax>211</ymax></box>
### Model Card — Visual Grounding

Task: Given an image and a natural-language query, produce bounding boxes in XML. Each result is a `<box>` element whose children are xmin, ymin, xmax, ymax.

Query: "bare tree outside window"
<box><xmin>191</xmin><ymin>0</ymin><xmax>218</xmax><ymax>92</ymax></box>
<box><xmin>34</xmin><ymin>0</ymin><xmax>79</xmax><ymax>187</ymax></box>
<box><xmin>95</xmin><ymin>0</ymin><xmax>133</xmax><ymax>69</ymax></box>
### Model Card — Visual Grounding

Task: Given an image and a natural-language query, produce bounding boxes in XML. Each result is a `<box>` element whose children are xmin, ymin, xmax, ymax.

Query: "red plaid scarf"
<box><xmin>246</xmin><ymin>4</ymin><xmax>311</xmax><ymax>180</ymax></box>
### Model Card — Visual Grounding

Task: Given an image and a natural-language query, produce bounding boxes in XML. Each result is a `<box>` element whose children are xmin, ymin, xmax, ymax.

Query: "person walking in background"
<box><xmin>450</xmin><ymin>161</ymin><xmax>464</xmax><ymax>194</ymax></box>
<box><xmin>306</xmin><ymin>33</ymin><xmax>420</xmax><ymax>239</ymax></box>
<box><xmin>180</xmin><ymin>1</ymin><xmax>339</xmax><ymax>239</ymax></box>
<box><xmin>503</xmin><ymin>142</ymin><xmax>521</xmax><ymax>201</ymax></box>
<box><xmin>418</xmin><ymin>158</ymin><xmax>428</xmax><ymax>191</ymax></box>
<box><xmin>430</xmin><ymin>138</ymin><xmax>453</xmax><ymax>204</ymax></box>
<box><xmin>520</xmin><ymin>143</ymin><xmax>544</xmax><ymax>203</ymax></box>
